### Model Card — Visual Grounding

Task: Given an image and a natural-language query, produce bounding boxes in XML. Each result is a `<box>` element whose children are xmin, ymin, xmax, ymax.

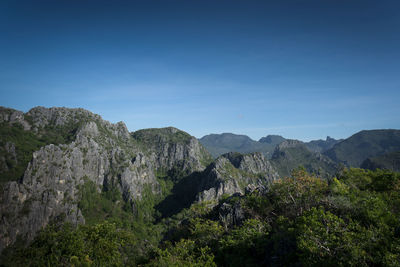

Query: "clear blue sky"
<box><xmin>1</xmin><ymin>0</ymin><xmax>399</xmax><ymax>141</ymax></box>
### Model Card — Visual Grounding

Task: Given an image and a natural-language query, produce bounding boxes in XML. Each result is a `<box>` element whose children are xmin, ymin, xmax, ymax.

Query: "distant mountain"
<box><xmin>259</xmin><ymin>135</ymin><xmax>286</xmax><ymax>145</ymax></box>
<box><xmin>305</xmin><ymin>136</ymin><xmax>342</xmax><ymax>153</ymax></box>
<box><xmin>199</xmin><ymin>133</ymin><xmax>285</xmax><ymax>158</ymax></box>
<box><xmin>324</xmin><ymin>129</ymin><xmax>400</xmax><ymax>167</ymax></box>
<box><xmin>361</xmin><ymin>151</ymin><xmax>400</xmax><ymax>172</ymax></box>
<box><xmin>271</xmin><ymin>140</ymin><xmax>339</xmax><ymax>178</ymax></box>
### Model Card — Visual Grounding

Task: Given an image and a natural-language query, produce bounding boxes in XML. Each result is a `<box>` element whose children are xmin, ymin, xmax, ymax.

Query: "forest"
<box><xmin>1</xmin><ymin>167</ymin><xmax>399</xmax><ymax>266</ymax></box>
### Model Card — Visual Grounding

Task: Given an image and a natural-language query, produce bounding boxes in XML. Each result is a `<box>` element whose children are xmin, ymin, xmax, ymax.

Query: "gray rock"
<box><xmin>218</xmin><ymin>198</ymin><xmax>246</xmax><ymax>229</ymax></box>
<box><xmin>196</xmin><ymin>152</ymin><xmax>278</xmax><ymax>204</ymax></box>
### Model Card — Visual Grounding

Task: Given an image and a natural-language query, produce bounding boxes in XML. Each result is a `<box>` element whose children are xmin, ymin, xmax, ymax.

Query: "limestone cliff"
<box><xmin>0</xmin><ymin>107</ymin><xmax>210</xmax><ymax>252</ymax></box>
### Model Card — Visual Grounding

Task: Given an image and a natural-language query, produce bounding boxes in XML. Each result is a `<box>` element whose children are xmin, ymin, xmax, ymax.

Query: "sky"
<box><xmin>0</xmin><ymin>0</ymin><xmax>399</xmax><ymax>141</ymax></box>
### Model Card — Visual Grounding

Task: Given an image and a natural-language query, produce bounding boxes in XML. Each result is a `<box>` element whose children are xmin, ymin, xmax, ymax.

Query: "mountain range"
<box><xmin>199</xmin><ymin>133</ymin><xmax>342</xmax><ymax>158</ymax></box>
<box><xmin>1</xmin><ymin>106</ymin><xmax>400</xmax><ymax>265</ymax></box>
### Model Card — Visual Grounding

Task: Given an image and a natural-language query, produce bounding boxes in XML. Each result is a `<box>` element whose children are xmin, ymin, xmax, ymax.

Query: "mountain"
<box><xmin>155</xmin><ymin>151</ymin><xmax>279</xmax><ymax>218</ymax></box>
<box><xmin>324</xmin><ymin>129</ymin><xmax>400</xmax><ymax>167</ymax></box>
<box><xmin>361</xmin><ymin>151</ymin><xmax>400</xmax><ymax>172</ymax></box>
<box><xmin>199</xmin><ymin>133</ymin><xmax>285</xmax><ymax>158</ymax></box>
<box><xmin>199</xmin><ymin>132</ymin><xmax>343</xmax><ymax>159</ymax></box>
<box><xmin>0</xmin><ymin>106</ymin><xmax>280</xmax><ymax>254</ymax></box>
<box><xmin>305</xmin><ymin>136</ymin><xmax>342</xmax><ymax>153</ymax></box>
<box><xmin>258</xmin><ymin>134</ymin><xmax>286</xmax><ymax>145</ymax></box>
<box><xmin>1</xmin><ymin>106</ymin><xmax>400</xmax><ymax>266</ymax></box>
<box><xmin>271</xmin><ymin>139</ymin><xmax>339</xmax><ymax>178</ymax></box>
<box><xmin>0</xmin><ymin>106</ymin><xmax>212</xmax><ymax>252</ymax></box>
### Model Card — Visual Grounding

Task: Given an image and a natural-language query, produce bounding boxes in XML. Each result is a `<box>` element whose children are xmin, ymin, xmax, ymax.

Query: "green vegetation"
<box><xmin>2</xmin><ymin>168</ymin><xmax>400</xmax><ymax>266</ymax></box>
<box><xmin>0</xmin><ymin>123</ymin><xmax>46</xmax><ymax>183</ymax></box>
<box><xmin>151</xmin><ymin>168</ymin><xmax>400</xmax><ymax>266</ymax></box>
<box><xmin>199</xmin><ymin>147</ymin><xmax>214</xmax><ymax>167</ymax></box>
<box><xmin>0</xmin><ymin>222</ymin><xmax>138</xmax><ymax>266</ymax></box>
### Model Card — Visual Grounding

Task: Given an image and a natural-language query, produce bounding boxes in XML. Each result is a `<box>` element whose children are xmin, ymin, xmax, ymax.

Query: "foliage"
<box><xmin>147</xmin><ymin>239</ymin><xmax>216</xmax><ymax>267</ymax></box>
<box><xmin>0</xmin><ymin>123</ymin><xmax>45</xmax><ymax>182</ymax></box>
<box><xmin>296</xmin><ymin>207</ymin><xmax>359</xmax><ymax>266</ymax></box>
<box><xmin>152</xmin><ymin>168</ymin><xmax>400</xmax><ymax>266</ymax></box>
<box><xmin>76</xmin><ymin>178</ymin><xmax>164</xmax><ymax>264</ymax></box>
<box><xmin>0</xmin><ymin>222</ymin><xmax>137</xmax><ymax>266</ymax></box>
<box><xmin>217</xmin><ymin>219</ymin><xmax>270</xmax><ymax>266</ymax></box>
<box><xmin>3</xmin><ymin>168</ymin><xmax>400</xmax><ymax>266</ymax></box>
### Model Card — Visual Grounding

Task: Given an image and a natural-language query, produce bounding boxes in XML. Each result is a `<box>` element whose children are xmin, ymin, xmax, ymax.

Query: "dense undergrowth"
<box><xmin>1</xmin><ymin>168</ymin><xmax>400</xmax><ymax>266</ymax></box>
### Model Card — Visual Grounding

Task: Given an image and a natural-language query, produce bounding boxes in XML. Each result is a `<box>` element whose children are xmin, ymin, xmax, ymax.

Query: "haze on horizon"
<box><xmin>1</xmin><ymin>0</ymin><xmax>399</xmax><ymax>141</ymax></box>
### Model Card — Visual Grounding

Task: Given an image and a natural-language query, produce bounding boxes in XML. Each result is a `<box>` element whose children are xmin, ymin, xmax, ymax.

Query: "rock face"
<box><xmin>217</xmin><ymin>195</ymin><xmax>246</xmax><ymax>229</ymax></box>
<box><xmin>271</xmin><ymin>140</ymin><xmax>339</xmax><ymax>178</ymax></box>
<box><xmin>0</xmin><ymin>106</ymin><xmax>211</xmax><ymax>253</ymax></box>
<box><xmin>196</xmin><ymin>152</ymin><xmax>278</xmax><ymax>203</ymax></box>
<box><xmin>132</xmin><ymin>127</ymin><xmax>212</xmax><ymax>174</ymax></box>
<box><xmin>0</xmin><ymin>107</ymin><xmax>31</xmax><ymax>131</ymax></box>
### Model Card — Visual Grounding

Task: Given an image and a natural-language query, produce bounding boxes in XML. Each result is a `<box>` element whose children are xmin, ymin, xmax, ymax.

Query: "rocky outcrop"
<box><xmin>223</xmin><ymin>152</ymin><xmax>278</xmax><ymax>175</ymax></box>
<box><xmin>0</xmin><ymin>107</ymin><xmax>31</xmax><ymax>130</ymax></box>
<box><xmin>196</xmin><ymin>152</ymin><xmax>278</xmax><ymax>203</ymax></box>
<box><xmin>217</xmin><ymin>195</ymin><xmax>246</xmax><ymax>229</ymax></box>
<box><xmin>132</xmin><ymin>127</ymin><xmax>212</xmax><ymax>173</ymax></box>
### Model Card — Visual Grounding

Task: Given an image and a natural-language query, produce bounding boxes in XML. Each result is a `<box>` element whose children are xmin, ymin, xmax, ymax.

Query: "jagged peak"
<box><xmin>26</xmin><ymin>106</ymin><xmax>101</xmax><ymax>127</ymax></box>
<box><xmin>220</xmin><ymin>151</ymin><xmax>264</xmax><ymax>168</ymax></box>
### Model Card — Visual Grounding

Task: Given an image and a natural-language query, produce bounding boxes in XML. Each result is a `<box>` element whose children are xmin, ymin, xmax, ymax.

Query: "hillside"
<box><xmin>324</xmin><ymin>129</ymin><xmax>400</xmax><ymax>167</ymax></box>
<box><xmin>270</xmin><ymin>140</ymin><xmax>339</xmax><ymax>178</ymax></box>
<box><xmin>361</xmin><ymin>151</ymin><xmax>400</xmax><ymax>172</ymax></box>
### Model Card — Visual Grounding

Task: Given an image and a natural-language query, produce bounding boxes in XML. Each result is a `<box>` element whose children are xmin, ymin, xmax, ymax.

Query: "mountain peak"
<box><xmin>258</xmin><ymin>135</ymin><xmax>285</xmax><ymax>144</ymax></box>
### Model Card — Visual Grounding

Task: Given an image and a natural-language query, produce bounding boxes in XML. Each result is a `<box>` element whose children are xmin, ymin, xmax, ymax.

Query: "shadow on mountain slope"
<box><xmin>155</xmin><ymin>171</ymin><xmax>206</xmax><ymax>218</ymax></box>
